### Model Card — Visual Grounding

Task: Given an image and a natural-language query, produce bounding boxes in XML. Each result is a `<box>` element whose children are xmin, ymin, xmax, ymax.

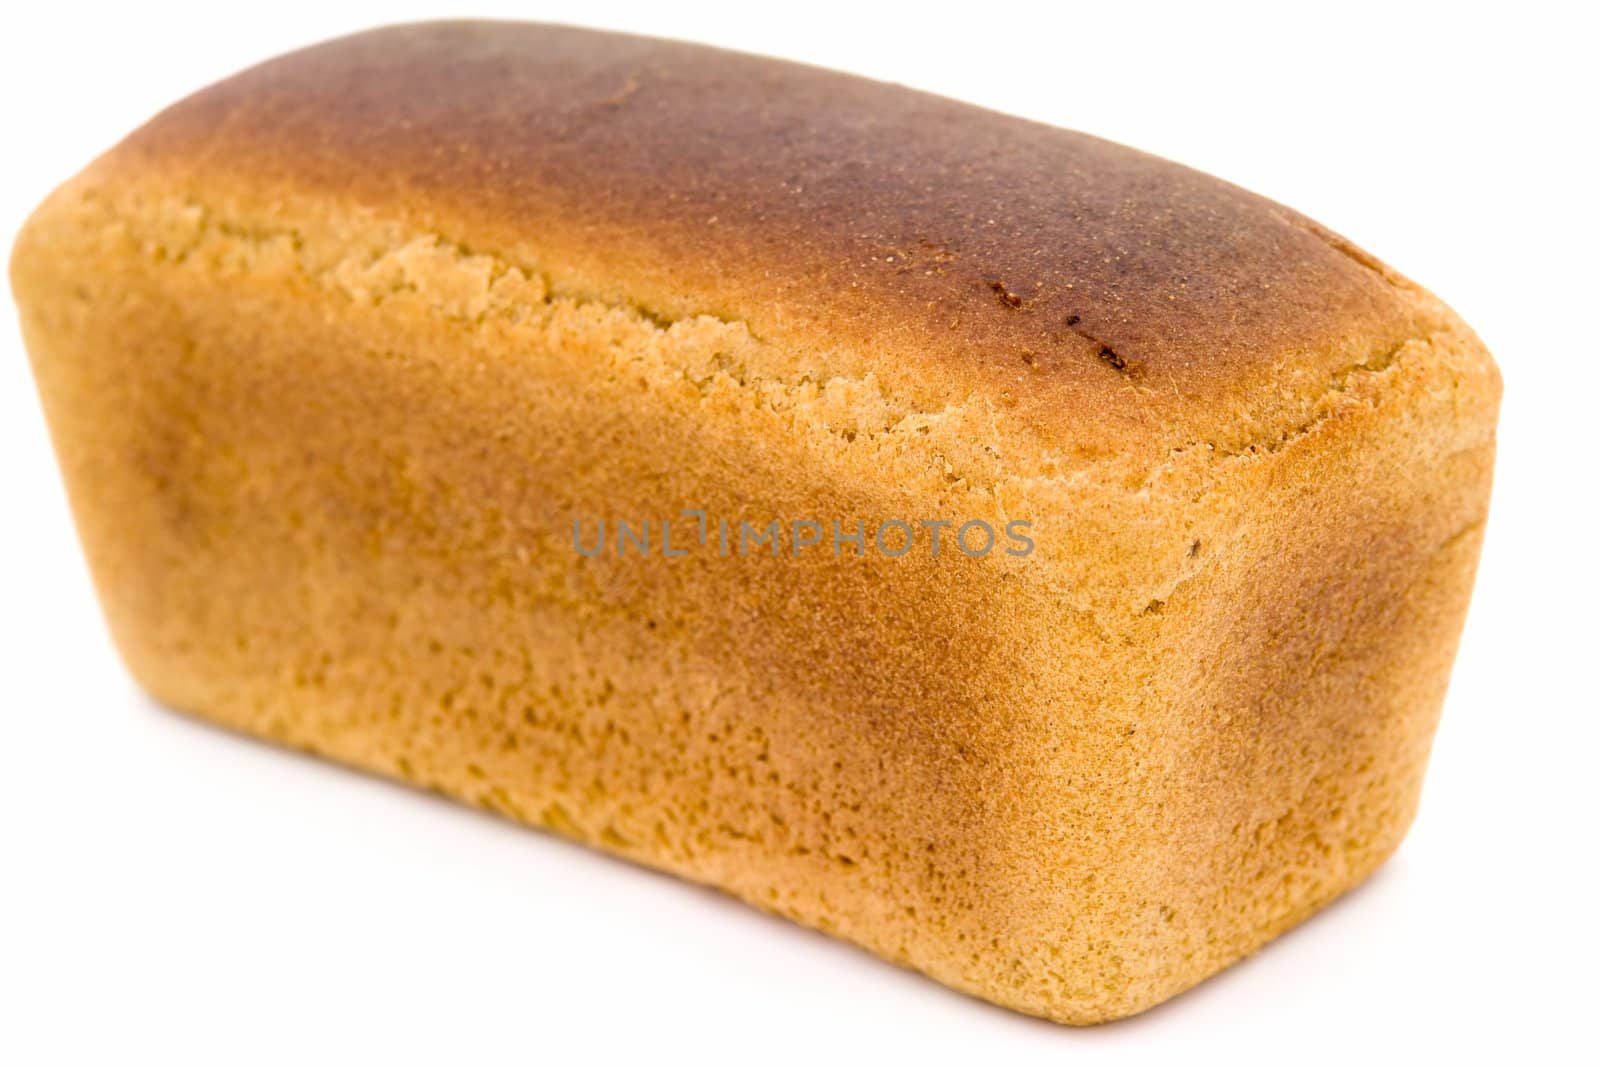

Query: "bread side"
<box><xmin>10</xmin><ymin>21</ymin><xmax>1500</xmax><ymax>1023</ymax></box>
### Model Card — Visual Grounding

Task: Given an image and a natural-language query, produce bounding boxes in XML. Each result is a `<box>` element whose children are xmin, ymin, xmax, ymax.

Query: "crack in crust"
<box><xmin>83</xmin><ymin>184</ymin><xmax>1446</xmax><ymax>502</ymax></box>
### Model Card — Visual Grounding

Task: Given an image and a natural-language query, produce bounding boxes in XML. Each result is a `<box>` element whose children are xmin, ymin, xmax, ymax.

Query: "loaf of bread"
<box><xmin>11</xmin><ymin>21</ymin><xmax>1499</xmax><ymax>1023</ymax></box>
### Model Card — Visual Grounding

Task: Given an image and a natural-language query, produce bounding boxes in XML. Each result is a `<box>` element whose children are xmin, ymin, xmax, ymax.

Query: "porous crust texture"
<box><xmin>11</xmin><ymin>21</ymin><xmax>1499</xmax><ymax>1024</ymax></box>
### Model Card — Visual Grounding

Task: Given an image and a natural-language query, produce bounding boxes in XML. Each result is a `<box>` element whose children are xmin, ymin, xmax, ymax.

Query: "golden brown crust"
<box><xmin>10</xmin><ymin>20</ymin><xmax>1501</xmax><ymax>1025</ymax></box>
<box><xmin>106</xmin><ymin>19</ymin><xmax>1437</xmax><ymax>455</ymax></box>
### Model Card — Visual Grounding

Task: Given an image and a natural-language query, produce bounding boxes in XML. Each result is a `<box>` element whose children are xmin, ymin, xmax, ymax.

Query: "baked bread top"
<box><xmin>81</xmin><ymin>20</ymin><xmax>1461</xmax><ymax>459</ymax></box>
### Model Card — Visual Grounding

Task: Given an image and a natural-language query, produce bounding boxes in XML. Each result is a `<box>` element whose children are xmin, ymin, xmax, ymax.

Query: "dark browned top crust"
<box><xmin>105</xmin><ymin>20</ymin><xmax>1442</xmax><ymax>449</ymax></box>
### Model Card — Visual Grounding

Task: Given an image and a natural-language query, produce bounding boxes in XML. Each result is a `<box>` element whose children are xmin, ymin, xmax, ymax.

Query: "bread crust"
<box><xmin>106</xmin><ymin>20</ymin><xmax>1446</xmax><ymax>460</ymax></box>
<box><xmin>11</xmin><ymin>21</ymin><xmax>1500</xmax><ymax>1024</ymax></box>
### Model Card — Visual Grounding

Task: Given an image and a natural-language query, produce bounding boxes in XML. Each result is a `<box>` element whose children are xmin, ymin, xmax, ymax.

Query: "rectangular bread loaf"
<box><xmin>10</xmin><ymin>21</ymin><xmax>1500</xmax><ymax>1023</ymax></box>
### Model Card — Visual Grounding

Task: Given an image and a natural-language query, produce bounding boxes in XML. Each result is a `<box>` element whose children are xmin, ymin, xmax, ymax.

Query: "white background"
<box><xmin>3</xmin><ymin>2</ymin><xmax>1594</xmax><ymax>1062</ymax></box>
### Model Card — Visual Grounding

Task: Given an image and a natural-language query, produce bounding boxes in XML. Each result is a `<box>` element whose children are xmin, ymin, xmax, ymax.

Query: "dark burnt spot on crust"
<box><xmin>1059</xmin><ymin>312</ymin><xmax>1134</xmax><ymax>376</ymax></box>
<box><xmin>990</xmin><ymin>280</ymin><xmax>1024</xmax><ymax>309</ymax></box>
<box><xmin>1097</xmin><ymin>345</ymin><xmax>1128</xmax><ymax>372</ymax></box>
